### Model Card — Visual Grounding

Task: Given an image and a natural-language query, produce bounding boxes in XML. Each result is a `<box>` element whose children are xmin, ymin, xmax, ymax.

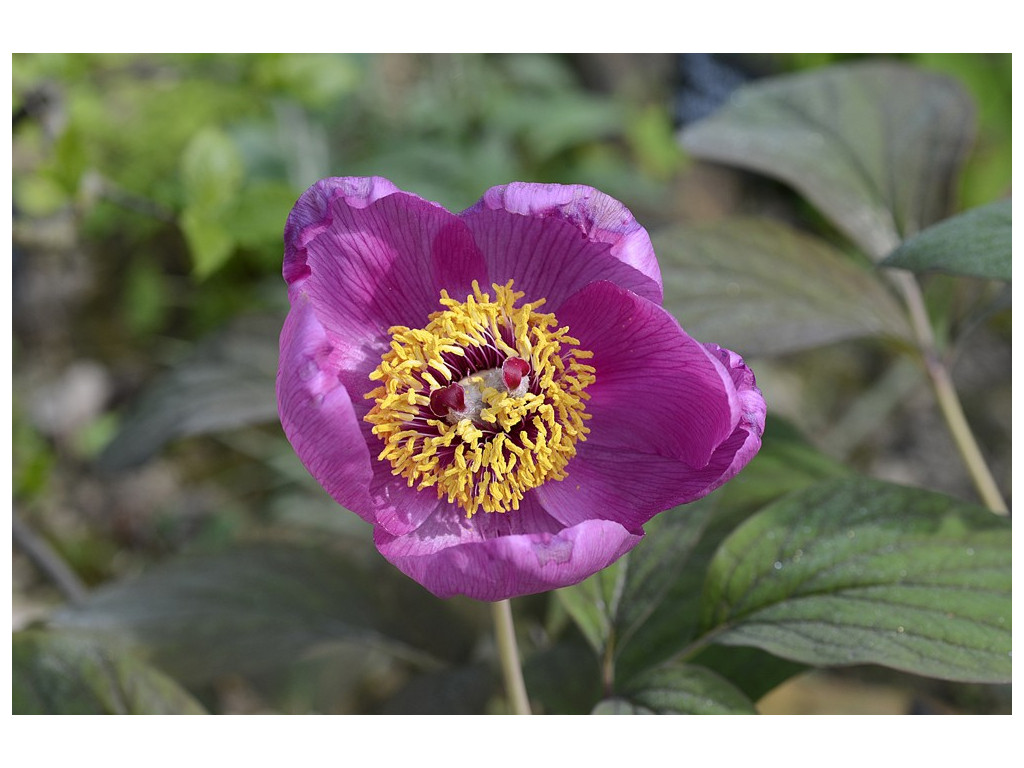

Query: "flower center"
<box><xmin>364</xmin><ymin>280</ymin><xmax>594</xmax><ymax>517</ymax></box>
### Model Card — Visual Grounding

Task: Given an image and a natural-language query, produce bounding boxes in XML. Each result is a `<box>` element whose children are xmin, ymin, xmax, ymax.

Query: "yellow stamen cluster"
<box><xmin>364</xmin><ymin>280</ymin><xmax>594</xmax><ymax>517</ymax></box>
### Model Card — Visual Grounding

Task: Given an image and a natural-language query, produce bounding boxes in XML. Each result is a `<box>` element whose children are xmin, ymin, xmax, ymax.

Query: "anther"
<box><xmin>365</xmin><ymin>282</ymin><xmax>593</xmax><ymax>517</ymax></box>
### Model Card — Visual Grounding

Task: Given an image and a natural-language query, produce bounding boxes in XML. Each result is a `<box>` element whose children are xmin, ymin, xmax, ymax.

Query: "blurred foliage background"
<box><xmin>11</xmin><ymin>53</ymin><xmax>1011</xmax><ymax>714</ymax></box>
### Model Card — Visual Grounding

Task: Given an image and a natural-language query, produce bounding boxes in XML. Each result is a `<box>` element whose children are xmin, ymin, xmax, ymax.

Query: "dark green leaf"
<box><xmin>593</xmin><ymin>663</ymin><xmax>757</xmax><ymax>714</ymax></box>
<box><xmin>712</xmin><ymin>417</ymin><xmax>852</xmax><ymax>515</ymax></box>
<box><xmin>657</xmin><ymin>218</ymin><xmax>910</xmax><ymax>356</ymax></box>
<box><xmin>98</xmin><ymin>314</ymin><xmax>281</xmax><ymax>470</ymax></box>
<box><xmin>882</xmin><ymin>199</ymin><xmax>1011</xmax><ymax>281</ymax></box>
<box><xmin>561</xmin><ymin>418</ymin><xmax>849</xmax><ymax>689</ymax></box>
<box><xmin>681</xmin><ymin>62</ymin><xmax>976</xmax><ymax>259</ymax></box>
<box><xmin>702</xmin><ymin>477</ymin><xmax>1011</xmax><ymax>683</ymax></box>
<box><xmin>611</xmin><ymin>420</ymin><xmax>847</xmax><ymax>699</ymax></box>
<box><xmin>556</xmin><ymin>497</ymin><xmax>716</xmax><ymax>673</ymax></box>
<box><xmin>51</xmin><ymin>542</ymin><xmax>475</xmax><ymax>685</ymax></box>
<box><xmin>523</xmin><ymin>641</ymin><xmax>604</xmax><ymax>715</ymax></box>
<box><xmin>13</xmin><ymin>630</ymin><xmax>206</xmax><ymax>714</ymax></box>
<box><xmin>687</xmin><ymin>644</ymin><xmax>806</xmax><ymax>703</ymax></box>
<box><xmin>555</xmin><ymin>555</ymin><xmax>627</xmax><ymax>657</ymax></box>
<box><xmin>374</xmin><ymin>663</ymin><xmax>498</xmax><ymax>715</ymax></box>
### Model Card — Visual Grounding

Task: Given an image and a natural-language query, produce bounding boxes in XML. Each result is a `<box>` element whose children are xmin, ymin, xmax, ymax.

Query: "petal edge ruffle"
<box><xmin>284</xmin><ymin>176</ymin><xmax>402</xmax><ymax>285</ymax></box>
<box><xmin>277</xmin><ymin>294</ymin><xmax>376</xmax><ymax>521</ymax></box>
<box><xmin>461</xmin><ymin>182</ymin><xmax>662</xmax><ymax>309</ymax></box>
<box><xmin>374</xmin><ymin>497</ymin><xmax>642</xmax><ymax>601</ymax></box>
<box><xmin>557</xmin><ymin>280</ymin><xmax>739</xmax><ymax>469</ymax></box>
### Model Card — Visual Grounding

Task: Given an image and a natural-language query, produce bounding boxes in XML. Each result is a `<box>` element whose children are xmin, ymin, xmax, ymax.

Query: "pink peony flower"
<box><xmin>277</xmin><ymin>177</ymin><xmax>765</xmax><ymax>601</ymax></box>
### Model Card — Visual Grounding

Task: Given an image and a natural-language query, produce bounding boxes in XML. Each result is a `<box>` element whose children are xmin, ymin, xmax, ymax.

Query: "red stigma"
<box><xmin>429</xmin><ymin>383</ymin><xmax>466</xmax><ymax>417</ymax></box>
<box><xmin>502</xmin><ymin>357</ymin><xmax>531</xmax><ymax>390</ymax></box>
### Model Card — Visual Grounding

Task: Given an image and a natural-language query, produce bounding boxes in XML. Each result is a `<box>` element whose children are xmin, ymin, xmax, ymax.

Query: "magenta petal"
<box><xmin>302</xmin><ymin>191</ymin><xmax>486</xmax><ymax>340</ymax></box>
<box><xmin>277</xmin><ymin>294</ymin><xmax>375</xmax><ymax>522</ymax></box>
<box><xmin>461</xmin><ymin>182</ymin><xmax>662</xmax><ymax>310</ymax></box>
<box><xmin>537</xmin><ymin>339</ymin><xmax>765</xmax><ymax>529</ymax></box>
<box><xmin>557</xmin><ymin>280</ymin><xmax>738</xmax><ymax>469</ymax></box>
<box><xmin>704</xmin><ymin>343</ymin><xmax>767</xmax><ymax>446</ymax></box>
<box><xmin>279</xmin><ymin>293</ymin><xmax>444</xmax><ymax>536</ymax></box>
<box><xmin>278</xmin><ymin>177</ymin><xmax>767</xmax><ymax>602</ymax></box>
<box><xmin>284</xmin><ymin>176</ymin><xmax>401</xmax><ymax>285</ymax></box>
<box><xmin>537</xmin><ymin>422</ymin><xmax>760</xmax><ymax>530</ymax></box>
<box><xmin>285</xmin><ymin>178</ymin><xmax>488</xmax><ymax>399</ymax></box>
<box><xmin>367</xmin><ymin>476</ymin><xmax>445</xmax><ymax>538</ymax></box>
<box><xmin>373</xmin><ymin>494</ymin><xmax>643</xmax><ymax>600</ymax></box>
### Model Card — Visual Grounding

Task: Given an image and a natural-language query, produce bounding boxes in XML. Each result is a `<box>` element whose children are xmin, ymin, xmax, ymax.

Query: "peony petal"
<box><xmin>277</xmin><ymin>294</ymin><xmax>375</xmax><ymax>522</ymax></box>
<box><xmin>284</xmin><ymin>176</ymin><xmax>401</xmax><ymax>285</ymax></box>
<box><xmin>373</xmin><ymin>493</ymin><xmax>642</xmax><ymax>601</ymax></box>
<box><xmin>537</xmin><ymin>410</ymin><xmax>763</xmax><ymax>531</ymax></box>
<box><xmin>461</xmin><ymin>182</ymin><xmax>662</xmax><ymax>310</ymax></box>
<box><xmin>278</xmin><ymin>177</ymin><xmax>767</xmax><ymax>602</ymax></box>
<box><xmin>704</xmin><ymin>343</ymin><xmax>768</xmax><ymax>444</ymax></box>
<box><xmin>363</xmin><ymin>445</ymin><xmax>447</xmax><ymax>538</ymax></box>
<box><xmin>287</xmin><ymin>179</ymin><xmax>488</xmax><ymax>397</ymax></box>
<box><xmin>557</xmin><ymin>280</ymin><xmax>739</xmax><ymax>469</ymax></box>
<box><xmin>279</xmin><ymin>293</ymin><xmax>448</xmax><ymax>537</ymax></box>
<box><xmin>537</xmin><ymin>338</ymin><xmax>764</xmax><ymax>530</ymax></box>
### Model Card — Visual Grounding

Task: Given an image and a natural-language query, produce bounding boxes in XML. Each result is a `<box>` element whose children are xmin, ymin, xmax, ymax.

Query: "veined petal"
<box><xmin>277</xmin><ymin>294</ymin><xmax>375</xmax><ymax>522</ymax></box>
<box><xmin>537</xmin><ymin>413</ymin><xmax>763</xmax><ymax>531</ymax></box>
<box><xmin>704</xmin><ymin>342</ymin><xmax>767</xmax><ymax>444</ymax></box>
<box><xmin>536</xmin><ymin>322</ymin><xmax>765</xmax><ymax>531</ymax></box>
<box><xmin>286</xmin><ymin>178</ymin><xmax>488</xmax><ymax>396</ymax></box>
<box><xmin>557</xmin><ymin>280</ymin><xmax>738</xmax><ymax>469</ymax></box>
<box><xmin>373</xmin><ymin>494</ymin><xmax>642</xmax><ymax>601</ymax></box>
<box><xmin>279</xmin><ymin>177</ymin><xmax>766</xmax><ymax>602</ymax></box>
<box><xmin>461</xmin><ymin>182</ymin><xmax>662</xmax><ymax>310</ymax></box>
<box><xmin>363</xmin><ymin>426</ymin><xmax>447</xmax><ymax>538</ymax></box>
<box><xmin>284</xmin><ymin>176</ymin><xmax>401</xmax><ymax>285</ymax></box>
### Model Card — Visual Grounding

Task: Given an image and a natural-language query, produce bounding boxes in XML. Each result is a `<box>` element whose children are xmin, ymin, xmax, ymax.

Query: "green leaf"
<box><xmin>711</xmin><ymin>418</ymin><xmax>853</xmax><ymax>515</ymax></box>
<box><xmin>702</xmin><ymin>477</ymin><xmax>1011</xmax><ymax>683</ymax></box>
<box><xmin>97</xmin><ymin>314</ymin><xmax>280</xmax><ymax>470</ymax></box>
<box><xmin>656</xmin><ymin>218</ymin><xmax>911</xmax><ymax>356</ymax></box>
<box><xmin>559</xmin><ymin>418</ymin><xmax>849</xmax><ymax>694</ymax></box>
<box><xmin>557</xmin><ymin>497</ymin><xmax>716</xmax><ymax>672</ymax></box>
<box><xmin>13</xmin><ymin>630</ymin><xmax>206</xmax><ymax>714</ymax></box>
<box><xmin>491</xmin><ymin>91</ymin><xmax>626</xmax><ymax>162</ymax></box>
<box><xmin>13</xmin><ymin>174</ymin><xmax>71</xmax><ymax>216</ymax></box>
<box><xmin>523</xmin><ymin>641</ymin><xmax>604</xmax><ymax>715</ymax></box>
<box><xmin>180</xmin><ymin>127</ymin><xmax>244</xmax><ymax>212</ymax></box>
<box><xmin>687</xmin><ymin>644</ymin><xmax>806</xmax><ymax>703</ymax></box>
<box><xmin>681</xmin><ymin>61</ymin><xmax>976</xmax><ymax>259</ymax></box>
<box><xmin>251</xmin><ymin>53</ymin><xmax>361</xmax><ymax>109</ymax></box>
<box><xmin>374</xmin><ymin>662</ymin><xmax>498</xmax><ymax>715</ymax></box>
<box><xmin>223</xmin><ymin>180</ymin><xmax>302</xmax><ymax>251</ymax></box>
<box><xmin>51</xmin><ymin>542</ymin><xmax>476</xmax><ymax>685</ymax></box>
<box><xmin>179</xmin><ymin>127</ymin><xmax>245</xmax><ymax>277</ymax></box>
<box><xmin>592</xmin><ymin>663</ymin><xmax>757</xmax><ymax>714</ymax></box>
<box><xmin>556</xmin><ymin>554</ymin><xmax>628</xmax><ymax>657</ymax></box>
<box><xmin>180</xmin><ymin>207</ymin><xmax>235</xmax><ymax>278</ymax></box>
<box><xmin>882</xmin><ymin>199</ymin><xmax>1011</xmax><ymax>281</ymax></box>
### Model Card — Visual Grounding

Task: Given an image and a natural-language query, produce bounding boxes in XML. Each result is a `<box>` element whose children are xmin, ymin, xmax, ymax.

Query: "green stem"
<box><xmin>893</xmin><ymin>271</ymin><xmax>1008</xmax><ymax>514</ymax></box>
<box><xmin>491</xmin><ymin>599</ymin><xmax>531</xmax><ymax>714</ymax></box>
<box><xmin>601</xmin><ymin>635</ymin><xmax>616</xmax><ymax>698</ymax></box>
<box><xmin>12</xmin><ymin>510</ymin><xmax>88</xmax><ymax>605</ymax></box>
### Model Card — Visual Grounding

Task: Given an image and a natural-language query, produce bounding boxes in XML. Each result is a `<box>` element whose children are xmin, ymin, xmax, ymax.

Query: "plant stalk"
<box><xmin>893</xmin><ymin>271</ymin><xmax>1008</xmax><ymax>514</ymax></box>
<box><xmin>12</xmin><ymin>510</ymin><xmax>88</xmax><ymax>606</ymax></box>
<box><xmin>491</xmin><ymin>598</ymin><xmax>532</xmax><ymax>714</ymax></box>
